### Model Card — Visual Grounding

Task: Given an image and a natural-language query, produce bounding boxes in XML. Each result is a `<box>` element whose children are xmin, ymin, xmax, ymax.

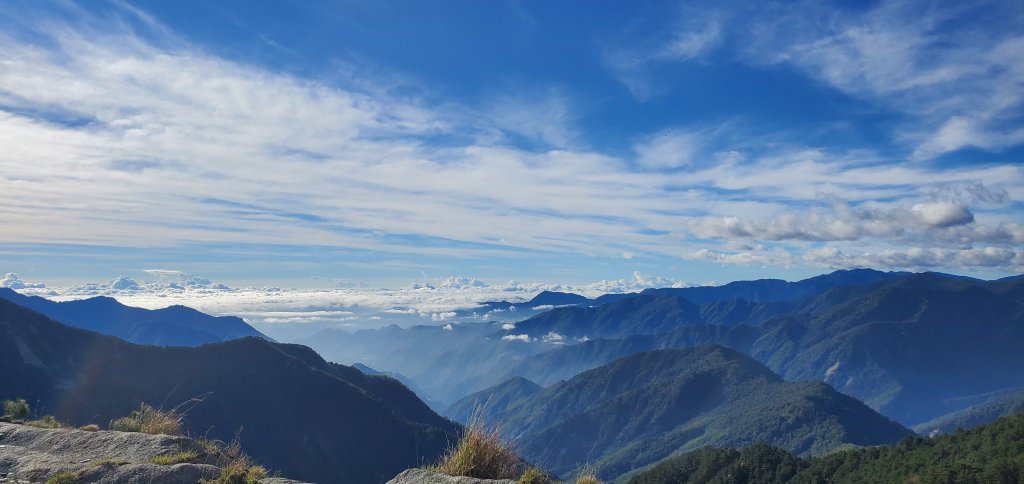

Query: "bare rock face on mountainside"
<box><xmin>0</xmin><ymin>422</ymin><xmax>308</xmax><ymax>484</ymax></box>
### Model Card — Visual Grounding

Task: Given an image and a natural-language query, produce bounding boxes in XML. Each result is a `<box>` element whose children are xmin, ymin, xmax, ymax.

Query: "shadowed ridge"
<box><xmin>0</xmin><ymin>288</ymin><xmax>268</xmax><ymax>345</ymax></box>
<box><xmin>0</xmin><ymin>298</ymin><xmax>460</xmax><ymax>484</ymax></box>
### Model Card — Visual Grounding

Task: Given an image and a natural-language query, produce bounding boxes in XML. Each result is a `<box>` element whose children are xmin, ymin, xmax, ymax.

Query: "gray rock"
<box><xmin>0</xmin><ymin>423</ymin><xmax>310</xmax><ymax>483</ymax></box>
<box><xmin>386</xmin><ymin>468</ymin><xmax>518</xmax><ymax>484</ymax></box>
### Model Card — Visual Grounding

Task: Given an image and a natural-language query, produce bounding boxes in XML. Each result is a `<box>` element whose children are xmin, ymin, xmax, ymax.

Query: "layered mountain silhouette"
<box><xmin>0</xmin><ymin>287</ymin><xmax>266</xmax><ymax>346</ymax></box>
<box><xmin>450</xmin><ymin>346</ymin><xmax>909</xmax><ymax>481</ymax></box>
<box><xmin>445</xmin><ymin>376</ymin><xmax>542</xmax><ymax>424</ymax></box>
<box><xmin>300</xmin><ymin>321</ymin><xmax>554</xmax><ymax>405</ymax></box>
<box><xmin>481</xmin><ymin>272</ymin><xmax>1024</xmax><ymax>427</ymax></box>
<box><xmin>0</xmin><ymin>298</ymin><xmax>459</xmax><ymax>484</ymax></box>
<box><xmin>911</xmin><ymin>387</ymin><xmax>1024</xmax><ymax>435</ymax></box>
<box><xmin>303</xmin><ymin>270</ymin><xmax>914</xmax><ymax>405</ymax></box>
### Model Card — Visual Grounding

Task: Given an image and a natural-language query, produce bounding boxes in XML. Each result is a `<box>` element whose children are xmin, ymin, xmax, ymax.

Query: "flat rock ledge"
<box><xmin>386</xmin><ymin>468</ymin><xmax>518</xmax><ymax>484</ymax></box>
<box><xmin>0</xmin><ymin>422</ymin><xmax>308</xmax><ymax>483</ymax></box>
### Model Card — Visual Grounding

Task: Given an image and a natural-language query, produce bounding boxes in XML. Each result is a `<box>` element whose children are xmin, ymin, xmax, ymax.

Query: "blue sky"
<box><xmin>0</xmin><ymin>0</ymin><xmax>1022</xmax><ymax>288</ymax></box>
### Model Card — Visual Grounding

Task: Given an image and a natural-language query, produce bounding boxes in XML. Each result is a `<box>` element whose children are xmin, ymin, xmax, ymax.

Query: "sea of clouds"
<box><xmin>1</xmin><ymin>271</ymin><xmax>690</xmax><ymax>338</ymax></box>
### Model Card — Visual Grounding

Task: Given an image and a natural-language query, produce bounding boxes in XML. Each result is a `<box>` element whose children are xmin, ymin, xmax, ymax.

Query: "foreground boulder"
<box><xmin>386</xmin><ymin>469</ymin><xmax>517</xmax><ymax>484</ymax></box>
<box><xmin>0</xmin><ymin>422</ymin><xmax>307</xmax><ymax>483</ymax></box>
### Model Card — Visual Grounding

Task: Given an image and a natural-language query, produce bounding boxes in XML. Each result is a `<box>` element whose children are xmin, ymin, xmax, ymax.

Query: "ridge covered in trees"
<box><xmin>628</xmin><ymin>411</ymin><xmax>1024</xmax><ymax>483</ymax></box>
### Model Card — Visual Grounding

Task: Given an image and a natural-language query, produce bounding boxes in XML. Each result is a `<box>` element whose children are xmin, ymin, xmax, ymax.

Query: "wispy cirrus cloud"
<box><xmin>0</xmin><ymin>1</ymin><xmax>1022</xmax><ymax>279</ymax></box>
<box><xmin>612</xmin><ymin>0</ymin><xmax>1024</xmax><ymax>160</ymax></box>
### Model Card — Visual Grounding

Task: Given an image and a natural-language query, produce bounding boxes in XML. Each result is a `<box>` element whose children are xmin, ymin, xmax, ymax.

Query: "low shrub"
<box><xmin>26</xmin><ymin>415</ymin><xmax>63</xmax><ymax>429</ymax></box>
<box><xmin>109</xmin><ymin>403</ymin><xmax>182</xmax><ymax>435</ymax></box>
<box><xmin>79</xmin><ymin>424</ymin><xmax>100</xmax><ymax>432</ymax></box>
<box><xmin>3</xmin><ymin>398</ymin><xmax>30</xmax><ymax>421</ymax></box>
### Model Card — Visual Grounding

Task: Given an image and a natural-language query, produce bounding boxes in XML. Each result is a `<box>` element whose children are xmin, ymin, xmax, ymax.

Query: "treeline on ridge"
<box><xmin>628</xmin><ymin>411</ymin><xmax>1024</xmax><ymax>483</ymax></box>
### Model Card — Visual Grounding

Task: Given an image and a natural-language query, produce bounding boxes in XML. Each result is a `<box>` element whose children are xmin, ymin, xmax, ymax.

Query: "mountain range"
<box><xmin>3</xmin><ymin>268</ymin><xmax>1021</xmax><ymax>482</ymax></box>
<box><xmin>487</xmin><ymin>272</ymin><xmax>1024</xmax><ymax>426</ymax></box>
<box><xmin>302</xmin><ymin>270</ymin><xmax>1024</xmax><ymax>431</ymax></box>
<box><xmin>0</xmin><ymin>297</ymin><xmax>458</xmax><ymax>484</ymax></box>
<box><xmin>447</xmin><ymin>346</ymin><xmax>909</xmax><ymax>481</ymax></box>
<box><xmin>0</xmin><ymin>287</ymin><xmax>266</xmax><ymax>346</ymax></box>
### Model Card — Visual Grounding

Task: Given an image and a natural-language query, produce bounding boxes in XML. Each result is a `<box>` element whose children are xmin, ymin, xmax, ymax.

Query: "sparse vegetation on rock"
<box><xmin>108</xmin><ymin>403</ymin><xmax>182</xmax><ymax>435</ymax></box>
<box><xmin>26</xmin><ymin>415</ymin><xmax>64</xmax><ymax>429</ymax></box>
<box><xmin>429</xmin><ymin>418</ymin><xmax>554</xmax><ymax>483</ymax></box>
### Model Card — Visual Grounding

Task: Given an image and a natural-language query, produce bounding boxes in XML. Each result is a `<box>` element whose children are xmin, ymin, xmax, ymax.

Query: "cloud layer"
<box><xmin>0</xmin><ymin>1</ymin><xmax>1021</xmax><ymax>278</ymax></box>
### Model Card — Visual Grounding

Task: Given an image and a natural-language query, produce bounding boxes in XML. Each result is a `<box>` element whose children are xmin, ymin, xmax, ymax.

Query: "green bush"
<box><xmin>3</xmin><ymin>398</ymin><xmax>30</xmax><ymax>420</ymax></box>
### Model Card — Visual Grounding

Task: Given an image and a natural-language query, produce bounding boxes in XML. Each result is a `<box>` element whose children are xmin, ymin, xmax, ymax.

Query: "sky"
<box><xmin>1</xmin><ymin>0</ymin><xmax>1023</xmax><ymax>292</ymax></box>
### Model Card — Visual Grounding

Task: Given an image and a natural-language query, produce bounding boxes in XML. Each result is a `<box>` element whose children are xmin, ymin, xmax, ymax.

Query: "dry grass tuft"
<box><xmin>200</xmin><ymin>435</ymin><xmax>267</xmax><ymax>484</ymax></box>
<box><xmin>150</xmin><ymin>449</ymin><xmax>200</xmax><ymax>465</ymax></box>
<box><xmin>574</xmin><ymin>474</ymin><xmax>602</xmax><ymax>484</ymax></box>
<box><xmin>109</xmin><ymin>403</ymin><xmax>182</xmax><ymax>435</ymax></box>
<box><xmin>26</xmin><ymin>415</ymin><xmax>64</xmax><ymax>429</ymax></box>
<box><xmin>518</xmin><ymin>466</ymin><xmax>556</xmax><ymax>484</ymax></box>
<box><xmin>435</xmin><ymin>419</ymin><xmax>525</xmax><ymax>480</ymax></box>
<box><xmin>79</xmin><ymin>424</ymin><xmax>100</xmax><ymax>432</ymax></box>
<box><xmin>45</xmin><ymin>470</ymin><xmax>81</xmax><ymax>484</ymax></box>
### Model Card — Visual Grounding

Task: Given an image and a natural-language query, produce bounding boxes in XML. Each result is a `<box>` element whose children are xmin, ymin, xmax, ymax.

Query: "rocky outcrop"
<box><xmin>0</xmin><ymin>422</ymin><xmax>307</xmax><ymax>483</ymax></box>
<box><xmin>386</xmin><ymin>469</ymin><xmax>517</xmax><ymax>484</ymax></box>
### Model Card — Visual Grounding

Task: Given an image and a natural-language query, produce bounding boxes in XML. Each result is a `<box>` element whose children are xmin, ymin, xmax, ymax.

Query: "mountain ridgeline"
<box><xmin>0</xmin><ymin>298</ymin><xmax>459</xmax><ymax>484</ymax></box>
<box><xmin>449</xmin><ymin>346</ymin><xmax>910</xmax><ymax>481</ymax></box>
<box><xmin>627</xmin><ymin>410</ymin><xmax>1024</xmax><ymax>484</ymax></box>
<box><xmin>0</xmin><ymin>287</ymin><xmax>267</xmax><ymax>346</ymax></box>
<box><xmin>3</xmin><ymin>268</ymin><xmax>1022</xmax><ymax>483</ymax></box>
<box><xmin>303</xmin><ymin>270</ymin><xmax>1024</xmax><ymax>433</ymax></box>
<box><xmin>491</xmin><ymin>271</ymin><xmax>1024</xmax><ymax>427</ymax></box>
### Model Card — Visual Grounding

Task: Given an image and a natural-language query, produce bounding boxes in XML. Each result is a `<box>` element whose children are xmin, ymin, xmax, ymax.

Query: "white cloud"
<box><xmin>501</xmin><ymin>334</ymin><xmax>533</xmax><ymax>342</ymax></box>
<box><xmin>635</xmin><ymin>130</ymin><xmax>701</xmax><ymax>169</ymax></box>
<box><xmin>684</xmin><ymin>193</ymin><xmax>1021</xmax><ymax>246</ymax></box>
<box><xmin>542</xmin><ymin>331</ymin><xmax>566</xmax><ymax>344</ymax></box>
<box><xmin>910</xmin><ymin>201</ymin><xmax>974</xmax><ymax>228</ymax></box>
<box><xmin>743</xmin><ymin>1</ymin><xmax>1024</xmax><ymax>159</ymax></box>
<box><xmin>586</xmin><ymin>271</ymin><xmax>691</xmax><ymax>293</ymax></box>
<box><xmin>501</xmin><ymin>322</ymin><xmax>516</xmax><ymax>330</ymax></box>
<box><xmin>687</xmin><ymin>248</ymin><xmax>795</xmax><ymax>268</ymax></box>
<box><xmin>616</xmin><ymin>2</ymin><xmax>1024</xmax><ymax>159</ymax></box>
<box><xmin>805</xmin><ymin>245</ymin><xmax>1024</xmax><ymax>272</ymax></box>
<box><xmin>0</xmin><ymin>4</ymin><xmax>1021</xmax><ymax>277</ymax></box>
<box><xmin>0</xmin><ymin>273</ymin><xmax>45</xmax><ymax>289</ymax></box>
